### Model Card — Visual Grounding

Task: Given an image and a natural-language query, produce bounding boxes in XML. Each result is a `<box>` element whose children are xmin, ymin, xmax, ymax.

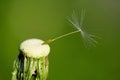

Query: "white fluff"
<box><xmin>20</xmin><ymin>39</ymin><xmax>50</xmax><ymax>58</ymax></box>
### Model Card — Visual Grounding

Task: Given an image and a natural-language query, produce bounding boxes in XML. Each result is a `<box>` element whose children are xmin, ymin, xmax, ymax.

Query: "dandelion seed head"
<box><xmin>20</xmin><ymin>38</ymin><xmax>50</xmax><ymax>58</ymax></box>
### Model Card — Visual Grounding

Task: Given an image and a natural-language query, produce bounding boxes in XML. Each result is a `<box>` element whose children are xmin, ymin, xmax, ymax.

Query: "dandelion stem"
<box><xmin>42</xmin><ymin>30</ymin><xmax>80</xmax><ymax>44</ymax></box>
<box><xmin>52</xmin><ymin>30</ymin><xmax>80</xmax><ymax>41</ymax></box>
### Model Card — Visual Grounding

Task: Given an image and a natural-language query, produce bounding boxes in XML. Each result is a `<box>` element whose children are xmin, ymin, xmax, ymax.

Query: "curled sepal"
<box><xmin>25</xmin><ymin>58</ymin><xmax>36</xmax><ymax>80</ymax></box>
<box><xmin>34</xmin><ymin>56</ymin><xmax>48</xmax><ymax>80</ymax></box>
<box><xmin>12</xmin><ymin>58</ymin><xmax>19</xmax><ymax>80</ymax></box>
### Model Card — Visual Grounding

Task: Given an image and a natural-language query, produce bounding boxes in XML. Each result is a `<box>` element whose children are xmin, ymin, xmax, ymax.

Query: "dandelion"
<box><xmin>12</xmin><ymin>39</ymin><xmax>50</xmax><ymax>80</ymax></box>
<box><xmin>12</xmin><ymin>10</ymin><xmax>97</xmax><ymax>80</ymax></box>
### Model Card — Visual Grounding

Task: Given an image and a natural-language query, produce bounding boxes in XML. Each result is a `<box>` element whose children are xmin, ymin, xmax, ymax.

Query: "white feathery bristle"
<box><xmin>20</xmin><ymin>39</ymin><xmax>50</xmax><ymax>58</ymax></box>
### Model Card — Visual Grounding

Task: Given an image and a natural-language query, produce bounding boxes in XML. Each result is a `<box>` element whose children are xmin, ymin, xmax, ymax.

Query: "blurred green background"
<box><xmin>0</xmin><ymin>0</ymin><xmax>120</xmax><ymax>80</ymax></box>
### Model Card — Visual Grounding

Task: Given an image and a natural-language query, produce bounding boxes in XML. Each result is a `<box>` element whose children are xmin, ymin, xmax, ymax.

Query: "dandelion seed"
<box><xmin>43</xmin><ymin>9</ymin><xmax>98</xmax><ymax>48</ymax></box>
